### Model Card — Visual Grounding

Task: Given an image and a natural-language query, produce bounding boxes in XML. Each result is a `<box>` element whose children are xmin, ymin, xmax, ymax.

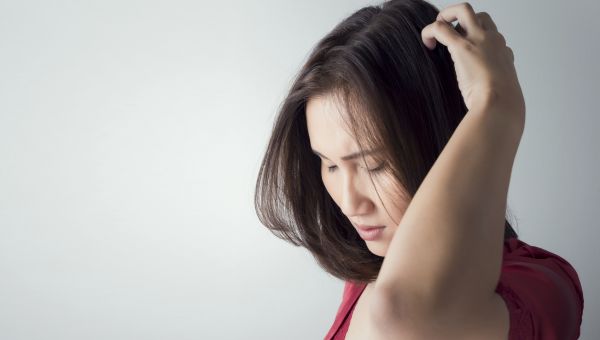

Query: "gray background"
<box><xmin>0</xmin><ymin>0</ymin><xmax>597</xmax><ymax>339</ymax></box>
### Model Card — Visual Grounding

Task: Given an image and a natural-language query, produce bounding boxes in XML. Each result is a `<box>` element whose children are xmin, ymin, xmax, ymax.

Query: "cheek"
<box><xmin>321</xmin><ymin>171</ymin><xmax>348</xmax><ymax>208</ymax></box>
<box><xmin>376</xmin><ymin>173</ymin><xmax>401</xmax><ymax>192</ymax></box>
<box><xmin>321</xmin><ymin>172</ymin><xmax>337</xmax><ymax>199</ymax></box>
<box><xmin>374</xmin><ymin>174</ymin><xmax>410</xmax><ymax>219</ymax></box>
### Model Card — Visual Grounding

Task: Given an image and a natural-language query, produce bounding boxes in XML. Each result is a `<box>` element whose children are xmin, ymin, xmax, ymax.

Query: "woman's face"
<box><xmin>306</xmin><ymin>94</ymin><xmax>410</xmax><ymax>257</ymax></box>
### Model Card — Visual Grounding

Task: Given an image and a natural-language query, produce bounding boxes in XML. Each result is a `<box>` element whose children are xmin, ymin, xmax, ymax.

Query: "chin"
<box><xmin>366</xmin><ymin>242</ymin><xmax>388</xmax><ymax>257</ymax></box>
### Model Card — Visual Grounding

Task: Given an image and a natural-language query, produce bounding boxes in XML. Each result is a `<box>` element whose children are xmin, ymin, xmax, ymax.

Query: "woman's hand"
<box><xmin>421</xmin><ymin>2</ymin><xmax>525</xmax><ymax>122</ymax></box>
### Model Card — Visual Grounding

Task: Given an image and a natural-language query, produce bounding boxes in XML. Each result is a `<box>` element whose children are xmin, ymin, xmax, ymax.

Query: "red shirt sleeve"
<box><xmin>495</xmin><ymin>238</ymin><xmax>584</xmax><ymax>340</ymax></box>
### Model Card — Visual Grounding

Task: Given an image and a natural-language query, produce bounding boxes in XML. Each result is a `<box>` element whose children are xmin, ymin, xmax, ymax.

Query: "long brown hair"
<box><xmin>254</xmin><ymin>0</ymin><xmax>519</xmax><ymax>284</ymax></box>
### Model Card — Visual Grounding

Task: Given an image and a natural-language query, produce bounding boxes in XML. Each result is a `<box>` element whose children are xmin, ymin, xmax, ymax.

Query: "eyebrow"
<box><xmin>311</xmin><ymin>148</ymin><xmax>381</xmax><ymax>161</ymax></box>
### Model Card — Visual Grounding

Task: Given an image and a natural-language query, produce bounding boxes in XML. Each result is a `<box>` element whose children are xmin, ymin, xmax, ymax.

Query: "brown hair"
<box><xmin>254</xmin><ymin>0</ymin><xmax>519</xmax><ymax>284</ymax></box>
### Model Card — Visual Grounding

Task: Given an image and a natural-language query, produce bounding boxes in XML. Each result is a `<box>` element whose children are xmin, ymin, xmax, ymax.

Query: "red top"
<box><xmin>324</xmin><ymin>237</ymin><xmax>584</xmax><ymax>340</ymax></box>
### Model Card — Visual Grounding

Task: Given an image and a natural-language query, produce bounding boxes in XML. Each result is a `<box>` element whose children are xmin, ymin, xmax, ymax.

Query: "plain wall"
<box><xmin>0</xmin><ymin>0</ymin><xmax>598</xmax><ymax>339</ymax></box>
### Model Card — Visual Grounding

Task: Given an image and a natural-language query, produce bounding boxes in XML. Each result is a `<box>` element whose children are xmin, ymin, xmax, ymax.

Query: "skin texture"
<box><xmin>374</xmin><ymin>2</ymin><xmax>525</xmax><ymax>339</ymax></box>
<box><xmin>306</xmin><ymin>94</ymin><xmax>411</xmax><ymax>258</ymax></box>
<box><xmin>310</xmin><ymin>2</ymin><xmax>526</xmax><ymax>339</ymax></box>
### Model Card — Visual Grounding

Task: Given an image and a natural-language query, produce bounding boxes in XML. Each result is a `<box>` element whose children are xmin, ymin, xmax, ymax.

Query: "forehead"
<box><xmin>306</xmin><ymin>94</ymin><xmax>361</xmax><ymax>156</ymax></box>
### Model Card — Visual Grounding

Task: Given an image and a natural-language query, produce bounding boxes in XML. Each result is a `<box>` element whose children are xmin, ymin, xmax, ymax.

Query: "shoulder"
<box><xmin>342</xmin><ymin>280</ymin><xmax>368</xmax><ymax>302</ymax></box>
<box><xmin>495</xmin><ymin>237</ymin><xmax>584</xmax><ymax>339</ymax></box>
<box><xmin>324</xmin><ymin>281</ymin><xmax>369</xmax><ymax>340</ymax></box>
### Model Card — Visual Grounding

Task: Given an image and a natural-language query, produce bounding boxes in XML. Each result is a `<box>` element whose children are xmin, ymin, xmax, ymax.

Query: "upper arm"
<box><xmin>369</xmin><ymin>289</ymin><xmax>509</xmax><ymax>340</ymax></box>
<box><xmin>369</xmin><ymin>252</ymin><xmax>584</xmax><ymax>340</ymax></box>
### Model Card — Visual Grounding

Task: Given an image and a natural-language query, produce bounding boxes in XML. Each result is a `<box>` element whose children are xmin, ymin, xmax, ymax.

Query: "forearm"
<box><xmin>374</xmin><ymin>103</ymin><xmax>525</xmax><ymax>317</ymax></box>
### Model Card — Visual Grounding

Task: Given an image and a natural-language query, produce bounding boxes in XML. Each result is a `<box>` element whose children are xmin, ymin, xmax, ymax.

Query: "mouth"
<box><xmin>355</xmin><ymin>225</ymin><xmax>385</xmax><ymax>241</ymax></box>
<box><xmin>355</xmin><ymin>224</ymin><xmax>385</xmax><ymax>231</ymax></box>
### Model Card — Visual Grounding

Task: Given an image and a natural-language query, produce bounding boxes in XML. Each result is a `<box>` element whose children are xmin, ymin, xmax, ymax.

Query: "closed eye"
<box><xmin>327</xmin><ymin>162</ymin><xmax>386</xmax><ymax>173</ymax></box>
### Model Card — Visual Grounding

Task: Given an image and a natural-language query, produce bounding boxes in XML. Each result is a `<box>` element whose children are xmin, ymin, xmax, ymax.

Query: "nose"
<box><xmin>339</xmin><ymin>171</ymin><xmax>373</xmax><ymax>217</ymax></box>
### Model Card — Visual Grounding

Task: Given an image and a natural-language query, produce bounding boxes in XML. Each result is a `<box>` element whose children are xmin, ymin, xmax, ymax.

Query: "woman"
<box><xmin>254</xmin><ymin>0</ymin><xmax>584</xmax><ymax>339</ymax></box>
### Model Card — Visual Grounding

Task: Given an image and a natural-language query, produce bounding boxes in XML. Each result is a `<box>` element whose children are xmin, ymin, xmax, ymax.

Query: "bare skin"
<box><xmin>309</xmin><ymin>2</ymin><xmax>526</xmax><ymax>339</ymax></box>
<box><xmin>369</xmin><ymin>3</ymin><xmax>525</xmax><ymax>339</ymax></box>
<box><xmin>306</xmin><ymin>95</ymin><xmax>411</xmax><ymax>258</ymax></box>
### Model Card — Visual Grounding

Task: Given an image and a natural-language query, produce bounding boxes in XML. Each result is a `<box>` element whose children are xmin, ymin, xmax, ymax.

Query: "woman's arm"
<box><xmin>370</xmin><ymin>2</ymin><xmax>526</xmax><ymax>335</ymax></box>
<box><xmin>373</xmin><ymin>98</ymin><xmax>524</xmax><ymax>322</ymax></box>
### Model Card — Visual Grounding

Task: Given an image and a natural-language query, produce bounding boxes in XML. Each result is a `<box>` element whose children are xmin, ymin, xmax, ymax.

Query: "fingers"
<box><xmin>421</xmin><ymin>20</ymin><xmax>464</xmax><ymax>50</ymax></box>
<box><xmin>476</xmin><ymin>12</ymin><xmax>498</xmax><ymax>32</ymax></box>
<box><xmin>436</xmin><ymin>2</ymin><xmax>484</xmax><ymax>39</ymax></box>
<box><xmin>422</xmin><ymin>2</ymin><xmax>501</xmax><ymax>51</ymax></box>
<box><xmin>507</xmin><ymin>46</ymin><xmax>514</xmax><ymax>63</ymax></box>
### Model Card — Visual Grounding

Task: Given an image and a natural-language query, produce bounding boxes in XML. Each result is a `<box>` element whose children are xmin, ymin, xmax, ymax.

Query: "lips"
<box><xmin>356</xmin><ymin>224</ymin><xmax>385</xmax><ymax>231</ymax></box>
<box><xmin>355</xmin><ymin>225</ymin><xmax>385</xmax><ymax>241</ymax></box>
